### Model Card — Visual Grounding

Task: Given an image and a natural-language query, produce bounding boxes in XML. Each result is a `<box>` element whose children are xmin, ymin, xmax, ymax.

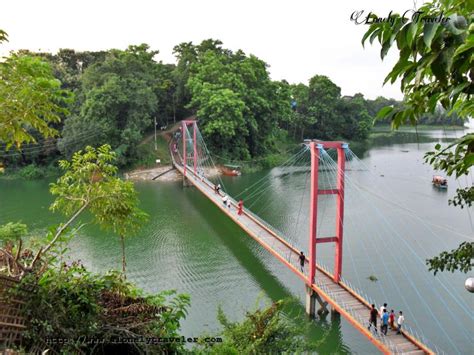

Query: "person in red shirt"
<box><xmin>389</xmin><ymin>310</ymin><xmax>396</xmax><ymax>330</ymax></box>
<box><xmin>237</xmin><ymin>200</ymin><xmax>244</xmax><ymax>215</ymax></box>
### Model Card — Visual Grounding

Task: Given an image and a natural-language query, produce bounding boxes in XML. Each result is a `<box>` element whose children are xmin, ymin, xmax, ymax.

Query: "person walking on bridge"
<box><xmin>368</xmin><ymin>304</ymin><xmax>378</xmax><ymax>333</ymax></box>
<box><xmin>381</xmin><ymin>309</ymin><xmax>389</xmax><ymax>335</ymax></box>
<box><xmin>397</xmin><ymin>311</ymin><xmax>404</xmax><ymax>334</ymax></box>
<box><xmin>389</xmin><ymin>310</ymin><xmax>396</xmax><ymax>330</ymax></box>
<box><xmin>215</xmin><ymin>183</ymin><xmax>221</xmax><ymax>195</ymax></box>
<box><xmin>237</xmin><ymin>200</ymin><xmax>243</xmax><ymax>215</ymax></box>
<box><xmin>379</xmin><ymin>303</ymin><xmax>387</xmax><ymax>332</ymax></box>
<box><xmin>299</xmin><ymin>251</ymin><xmax>305</xmax><ymax>272</ymax></box>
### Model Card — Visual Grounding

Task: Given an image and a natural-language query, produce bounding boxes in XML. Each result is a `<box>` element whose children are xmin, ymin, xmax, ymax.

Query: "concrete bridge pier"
<box><xmin>306</xmin><ymin>286</ymin><xmax>329</xmax><ymax>318</ymax></box>
<box><xmin>182</xmin><ymin>175</ymin><xmax>193</xmax><ymax>187</ymax></box>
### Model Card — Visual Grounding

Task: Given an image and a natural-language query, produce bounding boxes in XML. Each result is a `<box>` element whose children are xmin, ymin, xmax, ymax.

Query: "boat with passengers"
<box><xmin>432</xmin><ymin>175</ymin><xmax>448</xmax><ymax>189</ymax></box>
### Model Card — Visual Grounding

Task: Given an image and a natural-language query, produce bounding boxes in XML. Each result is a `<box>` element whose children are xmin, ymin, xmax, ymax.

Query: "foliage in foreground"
<box><xmin>16</xmin><ymin>262</ymin><xmax>190</xmax><ymax>354</ymax></box>
<box><xmin>427</xmin><ymin>241</ymin><xmax>474</xmax><ymax>275</ymax></box>
<box><xmin>362</xmin><ymin>0</ymin><xmax>473</xmax><ymax>275</ymax></box>
<box><xmin>195</xmin><ymin>300</ymin><xmax>315</xmax><ymax>354</ymax></box>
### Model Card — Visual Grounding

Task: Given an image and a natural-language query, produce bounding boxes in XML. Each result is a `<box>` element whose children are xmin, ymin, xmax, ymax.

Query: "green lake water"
<box><xmin>1</xmin><ymin>127</ymin><xmax>473</xmax><ymax>354</ymax></box>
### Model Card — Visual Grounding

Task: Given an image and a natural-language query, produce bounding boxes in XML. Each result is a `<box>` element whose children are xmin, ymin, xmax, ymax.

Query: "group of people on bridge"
<box><xmin>297</xmin><ymin>252</ymin><xmax>406</xmax><ymax>337</ymax></box>
<box><xmin>215</xmin><ymin>184</ymin><xmax>243</xmax><ymax>215</ymax></box>
<box><xmin>368</xmin><ymin>303</ymin><xmax>405</xmax><ymax>335</ymax></box>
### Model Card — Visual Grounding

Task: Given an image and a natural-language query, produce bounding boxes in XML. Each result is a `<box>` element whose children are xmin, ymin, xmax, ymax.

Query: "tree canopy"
<box><xmin>186</xmin><ymin>42</ymin><xmax>291</xmax><ymax>159</ymax></box>
<box><xmin>0</xmin><ymin>32</ymin><xmax>465</xmax><ymax>172</ymax></box>
<box><xmin>0</xmin><ymin>52</ymin><xmax>71</xmax><ymax>149</ymax></box>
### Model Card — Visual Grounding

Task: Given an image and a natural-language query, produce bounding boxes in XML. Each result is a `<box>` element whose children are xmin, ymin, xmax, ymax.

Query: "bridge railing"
<box><xmin>314</xmin><ymin>278</ymin><xmax>402</xmax><ymax>354</ymax></box>
<box><xmin>321</xmin><ymin>269</ymin><xmax>442</xmax><ymax>355</ymax></box>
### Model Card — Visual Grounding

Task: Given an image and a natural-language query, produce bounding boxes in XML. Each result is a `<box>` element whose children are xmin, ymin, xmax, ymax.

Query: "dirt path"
<box><xmin>124</xmin><ymin>165</ymin><xmax>180</xmax><ymax>181</ymax></box>
<box><xmin>125</xmin><ymin>118</ymin><xmax>195</xmax><ymax>181</ymax></box>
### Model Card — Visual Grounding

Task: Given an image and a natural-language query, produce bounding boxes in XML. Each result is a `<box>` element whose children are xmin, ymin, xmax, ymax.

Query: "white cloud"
<box><xmin>0</xmin><ymin>0</ymin><xmax>423</xmax><ymax>99</ymax></box>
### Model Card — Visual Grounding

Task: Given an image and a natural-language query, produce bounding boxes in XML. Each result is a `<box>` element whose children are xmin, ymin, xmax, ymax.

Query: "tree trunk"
<box><xmin>120</xmin><ymin>234</ymin><xmax>126</xmax><ymax>276</ymax></box>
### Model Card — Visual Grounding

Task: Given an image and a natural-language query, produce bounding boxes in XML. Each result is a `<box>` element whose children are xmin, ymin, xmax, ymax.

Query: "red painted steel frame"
<box><xmin>181</xmin><ymin>120</ymin><xmax>198</xmax><ymax>177</ymax></box>
<box><xmin>308</xmin><ymin>142</ymin><xmax>319</xmax><ymax>285</ymax></box>
<box><xmin>334</xmin><ymin>146</ymin><xmax>345</xmax><ymax>282</ymax></box>
<box><xmin>309</xmin><ymin>140</ymin><xmax>346</xmax><ymax>283</ymax></box>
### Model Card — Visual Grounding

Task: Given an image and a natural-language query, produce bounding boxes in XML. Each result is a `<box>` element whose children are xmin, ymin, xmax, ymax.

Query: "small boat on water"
<box><xmin>221</xmin><ymin>164</ymin><xmax>241</xmax><ymax>176</ymax></box>
<box><xmin>432</xmin><ymin>175</ymin><xmax>447</xmax><ymax>189</ymax></box>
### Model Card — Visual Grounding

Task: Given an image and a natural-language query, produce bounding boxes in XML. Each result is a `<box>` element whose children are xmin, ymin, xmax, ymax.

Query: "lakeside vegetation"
<box><xmin>0</xmin><ymin>39</ymin><xmax>462</xmax><ymax>178</ymax></box>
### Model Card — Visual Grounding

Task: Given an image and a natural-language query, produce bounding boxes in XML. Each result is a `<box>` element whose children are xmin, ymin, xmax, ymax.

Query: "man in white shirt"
<box><xmin>379</xmin><ymin>303</ymin><xmax>387</xmax><ymax>332</ymax></box>
<box><xmin>397</xmin><ymin>311</ymin><xmax>405</xmax><ymax>334</ymax></box>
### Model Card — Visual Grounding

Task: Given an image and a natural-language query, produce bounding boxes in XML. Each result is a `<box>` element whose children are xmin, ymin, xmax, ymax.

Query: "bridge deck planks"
<box><xmin>171</xmin><ymin>156</ymin><xmax>432</xmax><ymax>355</ymax></box>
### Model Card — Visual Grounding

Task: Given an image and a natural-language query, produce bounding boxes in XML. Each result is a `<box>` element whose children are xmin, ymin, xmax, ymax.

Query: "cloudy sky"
<box><xmin>0</xmin><ymin>0</ymin><xmax>423</xmax><ymax>99</ymax></box>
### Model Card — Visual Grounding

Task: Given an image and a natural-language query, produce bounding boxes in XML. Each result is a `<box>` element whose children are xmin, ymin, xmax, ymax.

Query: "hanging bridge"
<box><xmin>168</xmin><ymin>119</ymin><xmax>451</xmax><ymax>355</ymax></box>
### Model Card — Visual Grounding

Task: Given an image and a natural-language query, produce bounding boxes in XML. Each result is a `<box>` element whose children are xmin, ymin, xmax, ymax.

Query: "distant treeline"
<box><xmin>1</xmin><ymin>40</ymin><xmax>463</xmax><ymax>170</ymax></box>
<box><xmin>366</xmin><ymin>96</ymin><xmax>464</xmax><ymax>126</ymax></box>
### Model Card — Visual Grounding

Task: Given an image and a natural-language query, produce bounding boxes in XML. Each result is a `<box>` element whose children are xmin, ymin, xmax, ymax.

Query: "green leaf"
<box><xmin>453</xmin><ymin>34</ymin><xmax>474</xmax><ymax>57</ymax></box>
<box><xmin>369</xmin><ymin>28</ymin><xmax>381</xmax><ymax>44</ymax></box>
<box><xmin>376</xmin><ymin>106</ymin><xmax>394</xmax><ymax>119</ymax></box>
<box><xmin>362</xmin><ymin>25</ymin><xmax>378</xmax><ymax>47</ymax></box>
<box><xmin>397</xmin><ymin>24</ymin><xmax>409</xmax><ymax>50</ymax></box>
<box><xmin>431</xmin><ymin>52</ymin><xmax>448</xmax><ymax>84</ymax></box>
<box><xmin>406</xmin><ymin>22</ymin><xmax>418</xmax><ymax>47</ymax></box>
<box><xmin>380</xmin><ymin>32</ymin><xmax>396</xmax><ymax>59</ymax></box>
<box><xmin>423</xmin><ymin>23</ymin><xmax>440</xmax><ymax>49</ymax></box>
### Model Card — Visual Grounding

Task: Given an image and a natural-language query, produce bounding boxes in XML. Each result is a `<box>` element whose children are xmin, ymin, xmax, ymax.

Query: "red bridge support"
<box><xmin>308</xmin><ymin>141</ymin><xmax>347</xmax><ymax>285</ymax></box>
<box><xmin>181</xmin><ymin>120</ymin><xmax>198</xmax><ymax>179</ymax></box>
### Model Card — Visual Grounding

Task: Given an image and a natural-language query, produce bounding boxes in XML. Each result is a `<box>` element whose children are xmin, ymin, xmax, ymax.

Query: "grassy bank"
<box><xmin>0</xmin><ymin>164</ymin><xmax>60</xmax><ymax>180</ymax></box>
<box><xmin>130</xmin><ymin>134</ymin><xmax>171</xmax><ymax>171</ymax></box>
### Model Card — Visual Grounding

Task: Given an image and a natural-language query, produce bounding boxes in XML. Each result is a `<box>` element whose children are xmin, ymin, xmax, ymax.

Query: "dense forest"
<box><xmin>1</xmin><ymin>39</ymin><xmax>463</xmax><ymax>171</ymax></box>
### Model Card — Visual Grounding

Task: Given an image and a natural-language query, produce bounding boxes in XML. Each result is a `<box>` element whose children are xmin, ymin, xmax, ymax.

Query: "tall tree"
<box><xmin>59</xmin><ymin>44</ymin><xmax>172</xmax><ymax>166</ymax></box>
<box><xmin>0</xmin><ymin>30</ymin><xmax>72</xmax><ymax>149</ymax></box>
<box><xmin>186</xmin><ymin>40</ymin><xmax>291</xmax><ymax>159</ymax></box>
<box><xmin>49</xmin><ymin>145</ymin><xmax>148</xmax><ymax>274</ymax></box>
<box><xmin>307</xmin><ymin>75</ymin><xmax>342</xmax><ymax>139</ymax></box>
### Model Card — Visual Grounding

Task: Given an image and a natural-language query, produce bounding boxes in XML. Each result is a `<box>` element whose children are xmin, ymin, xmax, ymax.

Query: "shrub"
<box><xmin>18</xmin><ymin>263</ymin><xmax>190</xmax><ymax>354</ymax></box>
<box><xmin>19</xmin><ymin>164</ymin><xmax>45</xmax><ymax>180</ymax></box>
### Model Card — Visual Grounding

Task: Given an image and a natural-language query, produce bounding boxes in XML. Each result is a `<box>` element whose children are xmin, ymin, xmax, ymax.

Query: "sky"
<box><xmin>0</xmin><ymin>0</ymin><xmax>425</xmax><ymax>100</ymax></box>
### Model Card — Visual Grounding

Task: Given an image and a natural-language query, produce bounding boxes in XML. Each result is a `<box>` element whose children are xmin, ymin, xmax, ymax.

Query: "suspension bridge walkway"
<box><xmin>170</xmin><ymin>120</ymin><xmax>436</xmax><ymax>355</ymax></box>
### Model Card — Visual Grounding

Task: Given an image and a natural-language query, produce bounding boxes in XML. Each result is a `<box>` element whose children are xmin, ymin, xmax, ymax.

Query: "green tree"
<box><xmin>0</xmin><ymin>145</ymin><xmax>147</xmax><ymax>277</ymax></box>
<box><xmin>59</xmin><ymin>44</ymin><xmax>173</xmax><ymax>167</ymax></box>
<box><xmin>362</xmin><ymin>0</ymin><xmax>473</xmax><ymax>274</ymax></box>
<box><xmin>307</xmin><ymin>75</ymin><xmax>342</xmax><ymax>139</ymax></box>
<box><xmin>290</xmin><ymin>83</ymin><xmax>313</xmax><ymax>140</ymax></box>
<box><xmin>338</xmin><ymin>94</ymin><xmax>373</xmax><ymax>140</ymax></box>
<box><xmin>186</xmin><ymin>41</ymin><xmax>291</xmax><ymax>159</ymax></box>
<box><xmin>0</xmin><ymin>31</ymin><xmax>72</xmax><ymax>149</ymax></box>
<box><xmin>49</xmin><ymin>144</ymin><xmax>148</xmax><ymax>274</ymax></box>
